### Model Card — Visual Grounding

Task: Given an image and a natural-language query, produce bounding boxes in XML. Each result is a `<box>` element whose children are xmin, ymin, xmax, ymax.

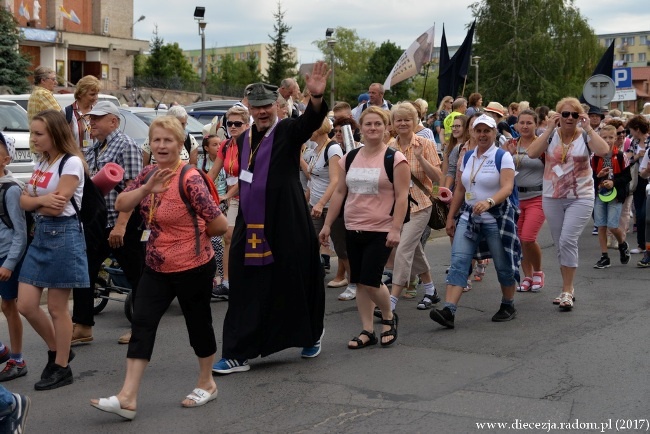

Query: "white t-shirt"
<box><xmin>640</xmin><ymin>151</ymin><xmax>649</xmax><ymax>171</ymax></box>
<box><xmin>460</xmin><ymin>145</ymin><xmax>515</xmax><ymax>223</ymax></box>
<box><xmin>308</xmin><ymin>142</ymin><xmax>344</xmax><ymax>207</ymax></box>
<box><xmin>29</xmin><ymin>155</ymin><xmax>85</xmax><ymax>217</ymax></box>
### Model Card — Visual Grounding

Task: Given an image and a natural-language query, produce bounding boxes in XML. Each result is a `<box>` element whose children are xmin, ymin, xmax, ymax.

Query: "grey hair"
<box><xmin>34</xmin><ymin>66</ymin><xmax>55</xmax><ymax>85</ymax></box>
<box><xmin>167</xmin><ymin>105</ymin><xmax>188</xmax><ymax>119</ymax></box>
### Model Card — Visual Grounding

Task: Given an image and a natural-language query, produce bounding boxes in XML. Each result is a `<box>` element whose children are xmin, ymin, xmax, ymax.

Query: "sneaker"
<box><xmin>381</xmin><ymin>271</ymin><xmax>392</xmax><ymax>287</ymax></box>
<box><xmin>117</xmin><ymin>330</ymin><xmax>131</xmax><ymax>345</ymax></box>
<box><xmin>637</xmin><ymin>252</ymin><xmax>650</xmax><ymax>268</ymax></box>
<box><xmin>593</xmin><ymin>255</ymin><xmax>611</xmax><ymax>269</ymax></box>
<box><xmin>416</xmin><ymin>293</ymin><xmax>440</xmax><ymax>310</ymax></box>
<box><xmin>492</xmin><ymin>303</ymin><xmax>517</xmax><ymax>322</ymax></box>
<box><xmin>34</xmin><ymin>364</ymin><xmax>73</xmax><ymax>391</ymax></box>
<box><xmin>301</xmin><ymin>329</ymin><xmax>324</xmax><ymax>358</ymax></box>
<box><xmin>211</xmin><ymin>284</ymin><xmax>229</xmax><ymax>300</ymax></box>
<box><xmin>4</xmin><ymin>393</ymin><xmax>30</xmax><ymax>433</ymax></box>
<box><xmin>71</xmin><ymin>324</ymin><xmax>93</xmax><ymax>346</ymax></box>
<box><xmin>0</xmin><ymin>360</ymin><xmax>28</xmax><ymax>382</ymax></box>
<box><xmin>338</xmin><ymin>284</ymin><xmax>356</xmax><ymax>301</ymax></box>
<box><xmin>0</xmin><ymin>346</ymin><xmax>9</xmax><ymax>364</ymax></box>
<box><xmin>212</xmin><ymin>358</ymin><xmax>250</xmax><ymax>374</ymax></box>
<box><xmin>630</xmin><ymin>247</ymin><xmax>645</xmax><ymax>254</ymax></box>
<box><xmin>429</xmin><ymin>307</ymin><xmax>455</xmax><ymax>329</ymax></box>
<box><xmin>618</xmin><ymin>241</ymin><xmax>631</xmax><ymax>264</ymax></box>
<box><xmin>591</xmin><ymin>226</ymin><xmax>598</xmax><ymax>235</ymax></box>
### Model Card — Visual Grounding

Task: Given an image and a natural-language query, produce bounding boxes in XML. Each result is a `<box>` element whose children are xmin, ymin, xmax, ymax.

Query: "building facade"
<box><xmin>4</xmin><ymin>0</ymin><xmax>148</xmax><ymax>89</ymax></box>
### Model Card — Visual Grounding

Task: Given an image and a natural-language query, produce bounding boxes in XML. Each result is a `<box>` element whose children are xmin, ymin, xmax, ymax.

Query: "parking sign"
<box><xmin>613</xmin><ymin>68</ymin><xmax>632</xmax><ymax>89</ymax></box>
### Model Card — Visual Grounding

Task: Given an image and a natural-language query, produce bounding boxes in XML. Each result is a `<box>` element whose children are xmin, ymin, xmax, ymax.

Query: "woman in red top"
<box><xmin>91</xmin><ymin>116</ymin><xmax>227</xmax><ymax>419</ymax></box>
<box><xmin>207</xmin><ymin>105</ymin><xmax>249</xmax><ymax>298</ymax></box>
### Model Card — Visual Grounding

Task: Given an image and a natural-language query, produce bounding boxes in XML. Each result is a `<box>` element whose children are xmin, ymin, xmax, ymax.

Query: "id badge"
<box><xmin>552</xmin><ymin>165</ymin><xmax>564</xmax><ymax>177</ymax></box>
<box><xmin>141</xmin><ymin>229</ymin><xmax>151</xmax><ymax>242</ymax></box>
<box><xmin>465</xmin><ymin>191</ymin><xmax>475</xmax><ymax>201</ymax></box>
<box><xmin>82</xmin><ymin>139</ymin><xmax>89</xmax><ymax>148</ymax></box>
<box><xmin>240</xmin><ymin>170</ymin><xmax>253</xmax><ymax>183</ymax></box>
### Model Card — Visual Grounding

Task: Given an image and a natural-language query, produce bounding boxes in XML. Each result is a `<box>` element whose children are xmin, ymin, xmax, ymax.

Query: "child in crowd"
<box><xmin>592</xmin><ymin>125</ymin><xmax>631</xmax><ymax>268</ymax></box>
<box><xmin>0</xmin><ymin>132</ymin><xmax>29</xmax><ymax>381</ymax></box>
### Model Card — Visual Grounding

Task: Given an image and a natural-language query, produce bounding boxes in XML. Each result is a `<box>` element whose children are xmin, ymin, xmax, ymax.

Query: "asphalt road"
<box><xmin>1</xmin><ymin>222</ymin><xmax>648</xmax><ymax>433</ymax></box>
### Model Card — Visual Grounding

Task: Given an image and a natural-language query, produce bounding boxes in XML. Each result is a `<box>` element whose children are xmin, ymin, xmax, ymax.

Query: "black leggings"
<box><xmin>127</xmin><ymin>258</ymin><xmax>217</xmax><ymax>360</ymax></box>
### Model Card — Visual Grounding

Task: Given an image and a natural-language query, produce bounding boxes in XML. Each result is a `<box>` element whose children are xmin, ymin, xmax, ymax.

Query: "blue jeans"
<box><xmin>0</xmin><ymin>385</ymin><xmax>14</xmax><ymax>417</ymax></box>
<box><xmin>446</xmin><ymin>218</ymin><xmax>516</xmax><ymax>288</ymax></box>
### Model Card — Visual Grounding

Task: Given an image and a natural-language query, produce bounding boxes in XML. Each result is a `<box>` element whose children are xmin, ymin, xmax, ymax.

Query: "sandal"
<box><xmin>380</xmin><ymin>313</ymin><xmax>399</xmax><ymax>347</ymax></box>
<box><xmin>517</xmin><ymin>277</ymin><xmax>534</xmax><ymax>292</ymax></box>
<box><xmin>402</xmin><ymin>288</ymin><xmax>417</xmax><ymax>299</ymax></box>
<box><xmin>348</xmin><ymin>330</ymin><xmax>378</xmax><ymax>349</ymax></box>
<box><xmin>552</xmin><ymin>292</ymin><xmax>576</xmax><ymax>305</ymax></box>
<box><xmin>558</xmin><ymin>292</ymin><xmax>574</xmax><ymax>311</ymax></box>
<box><xmin>462</xmin><ymin>279</ymin><xmax>472</xmax><ymax>292</ymax></box>
<box><xmin>182</xmin><ymin>387</ymin><xmax>218</xmax><ymax>408</ymax></box>
<box><xmin>474</xmin><ymin>260</ymin><xmax>487</xmax><ymax>281</ymax></box>
<box><xmin>531</xmin><ymin>271</ymin><xmax>544</xmax><ymax>292</ymax></box>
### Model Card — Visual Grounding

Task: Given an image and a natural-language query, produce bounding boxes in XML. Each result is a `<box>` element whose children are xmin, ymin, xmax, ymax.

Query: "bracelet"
<box><xmin>486</xmin><ymin>198</ymin><xmax>495</xmax><ymax>207</ymax></box>
<box><xmin>586</xmin><ymin>129</ymin><xmax>594</xmax><ymax>135</ymax></box>
<box><xmin>311</xmin><ymin>93</ymin><xmax>324</xmax><ymax>99</ymax></box>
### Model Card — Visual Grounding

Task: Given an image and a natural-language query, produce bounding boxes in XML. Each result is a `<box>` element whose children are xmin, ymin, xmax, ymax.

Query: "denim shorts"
<box><xmin>0</xmin><ymin>255</ymin><xmax>24</xmax><ymax>300</ymax></box>
<box><xmin>18</xmin><ymin>215</ymin><xmax>90</xmax><ymax>289</ymax></box>
<box><xmin>593</xmin><ymin>197</ymin><xmax>622</xmax><ymax>229</ymax></box>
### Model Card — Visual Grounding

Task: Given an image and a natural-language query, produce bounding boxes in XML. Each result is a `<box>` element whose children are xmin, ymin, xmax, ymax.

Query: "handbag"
<box><xmin>410</xmin><ymin>174</ymin><xmax>448</xmax><ymax>230</ymax></box>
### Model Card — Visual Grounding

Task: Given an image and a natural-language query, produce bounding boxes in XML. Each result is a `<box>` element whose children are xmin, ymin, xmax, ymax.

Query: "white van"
<box><xmin>0</xmin><ymin>93</ymin><xmax>120</xmax><ymax>111</ymax></box>
<box><xmin>0</xmin><ymin>100</ymin><xmax>35</xmax><ymax>183</ymax></box>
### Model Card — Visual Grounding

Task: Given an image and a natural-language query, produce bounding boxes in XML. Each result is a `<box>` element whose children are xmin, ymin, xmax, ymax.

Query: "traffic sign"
<box><xmin>613</xmin><ymin>68</ymin><xmax>632</xmax><ymax>89</ymax></box>
<box><xmin>612</xmin><ymin>89</ymin><xmax>637</xmax><ymax>102</ymax></box>
<box><xmin>583</xmin><ymin>74</ymin><xmax>616</xmax><ymax>108</ymax></box>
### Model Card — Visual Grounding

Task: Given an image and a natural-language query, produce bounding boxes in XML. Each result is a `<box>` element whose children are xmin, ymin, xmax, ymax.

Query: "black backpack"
<box><xmin>0</xmin><ymin>182</ymin><xmax>34</xmax><ymax>245</ymax></box>
<box><xmin>323</xmin><ymin>140</ymin><xmax>345</xmax><ymax>167</ymax></box>
<box><xmin>59</xmin><ymin>154</ymin><xmax>108</xmax><ymax>247</ymax></box>
<box><xmin>344</xmin><ymin>147</ymin><xmax>414</xmax><ymax>224</ymax></box>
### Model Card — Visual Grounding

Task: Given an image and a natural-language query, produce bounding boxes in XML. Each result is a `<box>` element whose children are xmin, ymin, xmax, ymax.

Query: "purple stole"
<box><xmin>239</xmin><ymin>121</ymin><xmax>278</xmax><ymax>266</ymax></box>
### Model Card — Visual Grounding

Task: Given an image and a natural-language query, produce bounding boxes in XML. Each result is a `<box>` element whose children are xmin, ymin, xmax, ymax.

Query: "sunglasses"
<box><xmin>616</xmin><ymin>131</ymin><xmax>626</xmax><ymax>136</ymax></box>
<box><xmin>226</xmin><ymin>121</ymin><xmax>245</xmax><ymax>127</ymax></box>
<box><xmin>561</xmin><ymin>111</ymin><xmax>579</xmax><ymax>119</ymax></box>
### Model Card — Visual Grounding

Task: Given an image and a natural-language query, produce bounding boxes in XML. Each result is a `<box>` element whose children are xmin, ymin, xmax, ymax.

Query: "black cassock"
<box><xmin>222</xmin><ymin>101</ymin><xmax>327</xmax><ymax>359</ymax></box>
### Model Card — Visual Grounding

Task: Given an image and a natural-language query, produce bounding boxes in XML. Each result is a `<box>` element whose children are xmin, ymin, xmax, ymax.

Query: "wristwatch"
<box><xmin>486</xmin><ymin>198</ymin><xmax>495</xmax><ymax>207</ymax></box>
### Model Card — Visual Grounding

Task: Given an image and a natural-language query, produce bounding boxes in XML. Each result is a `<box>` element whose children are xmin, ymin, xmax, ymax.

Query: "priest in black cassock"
<box><xmin>212</xmin><ymin>61</ymin><xmax>330</xmax><ymax>374</ymax></box>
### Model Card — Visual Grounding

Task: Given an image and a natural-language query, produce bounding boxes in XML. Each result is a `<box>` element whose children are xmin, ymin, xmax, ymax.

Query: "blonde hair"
<box><xmin>74</xmin><ymin>75</ymin><xmax>101</xmax><ymax>100</ymax></box>
<box><xmin>149</xmin><ymin>116</ymin><xmax>185</xmax><ymax>145</ymax></box>
<box><xmin>359</xmin><ymin>106</ymin><xmax>390</xmax><ymax>126</ymax></box>
<box><xmin>313</xmin><ymin>116</ymin><xmax>333</xmax><ymax>136</ymax></box>
<box><xmin>31</xmin><ymin>110</ymin><xmax>88</xmax><ymax>171</ymax></box>
<box><xmin>226</xmin><ymin>105</ymin><xmax>250</xmax><ymax>122</ymax></box>
<box><xmin>391</xmin><ymin>102</ymin><xmax>419</xmax><ymax>126</ymax></box>
<box><xmin>555</xmin><ymin>97</ymin><xmax>584</xmax><ymax>114</ymax></box>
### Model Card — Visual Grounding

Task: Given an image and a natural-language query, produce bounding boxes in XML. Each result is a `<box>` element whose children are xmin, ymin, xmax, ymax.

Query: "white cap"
<box><xmin>472</xmin><ymin>114</ymin><xmax>497</xmax><ymax>129</ymax></box>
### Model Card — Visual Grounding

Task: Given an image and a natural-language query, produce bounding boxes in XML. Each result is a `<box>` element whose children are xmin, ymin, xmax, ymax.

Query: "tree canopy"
<box><xmin>470</xmin><ymin>0</ymin><xmax>603</xmax><ymax>107</ymax></box>
<box><xmin>265</xmin><ymin>2</ymin><xmax>297</xmax><ymax>84</ymax></box>
<box><xmin>0</xmin><ymin>7</ymin><xmax>32</xmax><ymax>93</ymax></box>
<box><xmin>141</xmin><ymin>26</ymin><xmax>198</xmax><ymax>89</ymax></box>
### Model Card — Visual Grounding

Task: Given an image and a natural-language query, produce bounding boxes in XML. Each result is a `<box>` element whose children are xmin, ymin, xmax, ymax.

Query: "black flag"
<box><xmin>437</xmin><ymin>21</ymin><xmax>476</xmax><ymax>106</ymax></box>
<box><xmin>580</xmin><ymin>40</ymin><xmax>615</xmax><ymax>104</ymax></box>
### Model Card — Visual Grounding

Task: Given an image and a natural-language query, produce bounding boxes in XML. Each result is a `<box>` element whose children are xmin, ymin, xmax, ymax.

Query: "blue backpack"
<box><xmin>462</xmin><ymin>147</ymin><xmax>519</xmax><ymax>207</ymax></box>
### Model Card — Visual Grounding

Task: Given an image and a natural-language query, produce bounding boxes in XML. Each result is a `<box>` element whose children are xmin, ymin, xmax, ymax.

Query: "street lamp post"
<box><xmin>194</xmin><ymin>7</ymin><xmax>207</xmax><ymax>101</ymax></box>
<box><xmin>131</xmin><ymin>15</ymin><xmax>145</xmax><ymax>37</ymax></box>
<box><xmin>326</xmin><ymin>28</ymin><xmax>336</xmax><ymax>108</ymax></box>
<box><xmin>472</xmin><ymin>56</ymin><xmax>481</xmax><ymax>94</ymax></box>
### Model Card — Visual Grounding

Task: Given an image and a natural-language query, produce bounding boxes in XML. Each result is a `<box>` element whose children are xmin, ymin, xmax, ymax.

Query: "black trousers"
<box><xmin>72</xmin><ymin>214</ymin><xmax>144</xmax><ymax>326</ymax></box>
<box><xmin>127</xmin><ymin>258</ymin><xmax>217</xmax><ymax>360</ymax></box>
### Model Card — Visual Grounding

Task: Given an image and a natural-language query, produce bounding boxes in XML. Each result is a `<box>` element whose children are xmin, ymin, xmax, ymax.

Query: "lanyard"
<box><xmin>146</xmin><ymin>160</ymin><xmax>183</xmax><ymax>227</ymax></box>
<box><xmin>31</xmin><ymin>154</ymin><xmax>63</xmax><ymax>196</ymax></box>
<box><xmin>560</xmin><ymin>130</ymin><xmax>578</xmax><ymax>164</ymax></box>
<box><xmin>308</xmin><ymin>141</ymin><xmax>328</xmax><ymax>174</ymax></box>
<box><xmin>246</xmin><ymin>118</ymin><xmax>279</xmax><ymax>171</ymax></box>
<box><xmin>469</xmin><ymin>152</ymin><xmax>489</xmax><ymax>185</ymax></box>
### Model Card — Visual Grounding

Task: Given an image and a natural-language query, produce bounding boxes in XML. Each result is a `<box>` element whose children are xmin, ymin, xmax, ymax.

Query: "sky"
<box><xmin>132</xmin><ymin>0</ymin><xmax>650</xmax><ymax>64</ymax></box>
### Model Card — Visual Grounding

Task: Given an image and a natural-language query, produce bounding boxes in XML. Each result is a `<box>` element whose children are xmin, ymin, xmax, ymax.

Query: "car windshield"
<box><xmin>0</xmin><ymin>103</ymin><xmax>30</xmax><ymax>131</ymax></box>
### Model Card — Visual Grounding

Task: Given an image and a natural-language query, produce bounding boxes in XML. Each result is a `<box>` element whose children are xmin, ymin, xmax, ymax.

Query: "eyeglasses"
<box><xmin>616</xmin><ymin>131</ymin><xmax>626</xmax><ymax>136</ymax></box>
<box><xmin>452</xmin><ymin>125</ymin><xmax>462</xmax><ymax>129</ymax></box>
<box><xmin>333</xmin><ymin>129</ymin><xmax>342</xmax><ymax>134</ymax></box>
<box><xmin>227</xmin><ymin>121</ymin><xmax>245</xmax><ymax>127</ymax></box>
<box><xmin>561</xmin><ymin>111</ymin><xmax>579</xmax><ymax>119</ymax></box>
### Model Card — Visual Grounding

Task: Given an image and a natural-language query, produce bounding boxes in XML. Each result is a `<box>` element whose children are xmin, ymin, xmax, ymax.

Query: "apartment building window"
<box><xmin>639</xmin><ymin>53</ymin><xmax>646</xmax><ymax>62</ymax></box>
<box><xmin>604</xmin><ymin>37</ymin><xmax>615</xmax><ymax>47</ymax></box>
<box><xmin>623</xmin><ymin>53</ymin><xmax>634</xmax><ymax>63</ymax></box>
<box><xmin>621</xmin><ymin>36</ymin><xmax>635</xmax><ymax>46</ymax></box>
<box><xmin>641</xmin><ymin>35</ymin><xmax>648</xmax><ymax>45</ymax></box>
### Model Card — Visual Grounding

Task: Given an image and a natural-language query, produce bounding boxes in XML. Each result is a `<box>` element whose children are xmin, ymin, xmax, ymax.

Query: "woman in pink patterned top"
<box><xmin>91</xmin><ymin>116</ymin><xmax>227</xmax><ymax>419</ymax></box>
<box><xmin>527</xmin><ymin>97</ymin><xmax>608</xmax><ymax>311</ymax></box>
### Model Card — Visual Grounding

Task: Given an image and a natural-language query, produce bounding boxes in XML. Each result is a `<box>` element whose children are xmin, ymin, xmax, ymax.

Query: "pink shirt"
<box><xmin>340</xmin><ymin>147</ymin><xmax>407</xmax><ymax>232</ymax></box>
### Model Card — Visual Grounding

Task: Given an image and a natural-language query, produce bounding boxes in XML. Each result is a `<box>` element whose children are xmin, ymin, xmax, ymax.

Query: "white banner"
<box><xmin>383</xmin><ymin>25</ymin><xmax>434</xmax><ymax>91</ymax></box>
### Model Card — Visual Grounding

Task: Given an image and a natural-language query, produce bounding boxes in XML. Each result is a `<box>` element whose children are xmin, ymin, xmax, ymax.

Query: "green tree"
<box><xmin>470</xmin><ymin>0</ymin><xmax>603</xmax><ymax>107</ymax></box>
<box><xmin>314</xmin><ymin>27</ymin><xmax>376</xmax><ymax>105</ymax></box>
<box><xmin>142</xmin><ymin>26</ymin><xmax>197</xmax><ymax>89</ymax></box>
<box><xmin>0</xmin><ymin>7</ymin><xmax>31</xmax><ymax>93</ymax></box>
<box><xmin>265</xmin><ymin>2</ymin><xmax>297</xmax><ymax>84</ymax></box>
<box><xmin>365</xmin><ymin>41</ymin><xmax>411</xmax><ymax>103</ymax></box>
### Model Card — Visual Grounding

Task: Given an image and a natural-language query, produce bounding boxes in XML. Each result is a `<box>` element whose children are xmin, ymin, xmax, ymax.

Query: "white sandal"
<box><xmin>552</xmin><ymin>292</ymin><xmax>575</xmax><ymax>305</ymax></box>
<box><xmin>182</xmin><ymin>387</ymin><xmax>218</xmax><ymax>408</ymax></box>
<box><xmin>91</xmin><ymin>396</ymin><xmax>136</xmax><ymax>420</ymax></box>
<box><xmin>558</xmin><ymin>292</ymin><xmax>574</xmax><ymax>310</ymax></box>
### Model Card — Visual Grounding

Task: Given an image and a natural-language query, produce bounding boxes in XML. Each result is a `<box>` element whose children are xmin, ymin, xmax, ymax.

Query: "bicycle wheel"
<box><xmin>94</xmin><ymin>276</ymin><xmax>110</xmax><ymax>315</ymax></box>
<box><xmin>124</xmin><ymin>290</ymin><xmax>134</xmax><ymax>323</ymax></box>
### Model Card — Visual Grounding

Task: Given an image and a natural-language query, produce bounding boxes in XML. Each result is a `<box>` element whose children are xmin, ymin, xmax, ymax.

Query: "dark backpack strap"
<box><xmin>0</xmin><ymin>183</ymin><xmax>16</xmax><ymax>229</ymax></box>
<box><xmin>58</xmin><ymin>154</ymin><xmax>83</xmax><ymax>230</ymax></box>
<box><xmin>323</xmin><ymin>140</ymin><xmax>338</xmax><ymax>167</ymax></box>
<box><xmin>184</xmin><ymin>134</ymin><xmax>192</xmax><ymax>155</ymax></box>
<box><xmin>384</xmin><ymin>147</ymin><xmax>396</xmax><ymax>184</ymax></box>
<box><xmin>178</xmin><ymin>165</ymin><xmax>201</xmax><ymax>255</ymax></box>
<box><xmin>344</xmin><ymin>147</ymin><xmax>361</xmax><ymax>173</ymax></box>
<box><xmin>462</xmin><ymin>148</ymin><xmax>474</xmax><ymax>167</ymax></box>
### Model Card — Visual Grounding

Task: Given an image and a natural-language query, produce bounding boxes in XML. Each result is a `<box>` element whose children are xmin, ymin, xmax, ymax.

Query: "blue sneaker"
<box><xmin>301</xmin><ymin>329</ymin><xmax>324</xmax><ymax>358</ymax></box>
<box><xmin>212</xmin><ymin>358</ymin><xmax>250</xmax><ymax>374</ymax></box>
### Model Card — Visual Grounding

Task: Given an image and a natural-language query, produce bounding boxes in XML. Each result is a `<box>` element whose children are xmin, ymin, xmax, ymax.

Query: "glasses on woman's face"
<box><xmin>616</xmin><ymin>130</ymin><xmax>626</xmax><ymax>136</ymax></box>
<box><xmin>227</xmin><ymin>121</ymin><xmax>244</xmax><ymax>128</ymax></box>
<box><xmin>452</xmin><ymin>124</ymin><xmax>462</xmax><ymax>129</ymax></box>
<box><xmin>561</xmin><ymin>111</ymin><xmax>579</xmax><ymax>119</ymax></box>
<box><xmin>333</xmin><ymin>128</ymin><xmax>342</xmax><ymax>134</ymax></box>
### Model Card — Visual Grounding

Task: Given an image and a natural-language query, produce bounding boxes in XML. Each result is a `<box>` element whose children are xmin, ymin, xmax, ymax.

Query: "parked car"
<box><xmin>0</xmin><ymin>93</ymin><xmax>119</xmax><ymax>111</ymax></box>
<box><xmin>0</xmin><ymin>100</ymin><xmax>35</xmax><ymax>182</ymax></box>
<box><xmin>187</xmin><ymin>110</ymin><xmax>226</xmax><ymax>126</ymax></box>
<box><xmin>184</xmin><ymin>99</ymin><xmax>239</xmax><ymax>112</ymax></box>
<box><xmin>120</xmin><ymin>107</ymin><xmax>206</xmax><ymax>143</ymax></box>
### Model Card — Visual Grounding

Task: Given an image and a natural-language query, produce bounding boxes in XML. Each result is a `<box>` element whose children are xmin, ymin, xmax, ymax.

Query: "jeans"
<box><xmin>446</xmin><ymin>218</ymin><xmax>516</xmax><ymax>288</ymax></box>
<box><xmin>0</xmin><ymin>385</ymin><xmax>13</xmax><ymax>417</ymax></box>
